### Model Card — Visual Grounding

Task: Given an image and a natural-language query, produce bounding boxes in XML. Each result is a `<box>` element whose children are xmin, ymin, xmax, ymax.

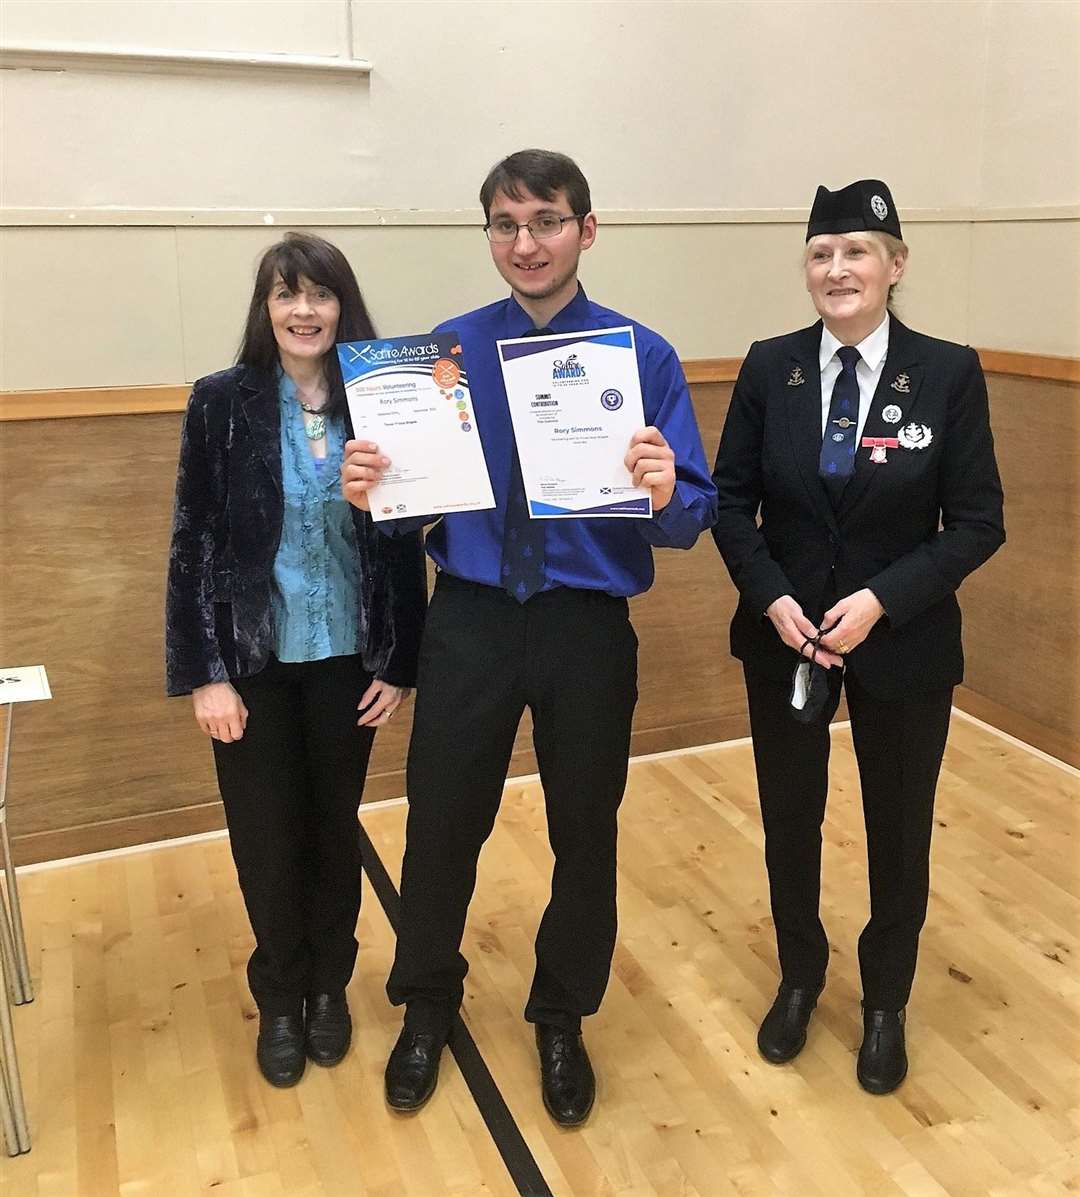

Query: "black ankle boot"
<box><xmin>757</xmin><ymin>982</ymin><xmax>824</xmax><ymax>1064</ymax></box>
<box><xmin>857</xmin><ymin>1007</ymin><xmax>908</xmax><ymax>1094</ymax></box>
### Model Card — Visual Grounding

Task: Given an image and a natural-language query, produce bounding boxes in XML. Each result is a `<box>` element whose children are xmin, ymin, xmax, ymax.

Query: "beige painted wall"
<box><xmin>1</xmin><ymin>0</ymin><xmax>1077</xmax><ymax>392</ymax></box>
<box><xmin>5</xmin><ymin>219</ymin><xmax>1026</xmax><ymax>390</ymax></box>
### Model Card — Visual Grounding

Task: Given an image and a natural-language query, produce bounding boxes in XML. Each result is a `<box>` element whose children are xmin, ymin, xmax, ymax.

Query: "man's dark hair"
<box><xmin>479</xmin><ymin>149</ymin><xmax>592</xmax><ymax>223</ymax></box>
<box><xmin>237</xmin><ymin>231</ymin><xmax>376</xmax><ymax>415</ymax></box>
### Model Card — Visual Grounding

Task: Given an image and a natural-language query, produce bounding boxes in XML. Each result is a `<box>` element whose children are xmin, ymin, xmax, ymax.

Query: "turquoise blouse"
<box><xmin>270</xmin><ymin>373</ymin><xmax>362</xmax><ymax>663</ymax></box>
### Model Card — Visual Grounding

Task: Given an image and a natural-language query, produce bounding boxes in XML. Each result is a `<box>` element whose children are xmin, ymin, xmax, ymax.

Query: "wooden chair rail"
<box><xmin>2</xmin><ymin>350</ymin><xmax>1075</xmax><ymax>421</ymax></box>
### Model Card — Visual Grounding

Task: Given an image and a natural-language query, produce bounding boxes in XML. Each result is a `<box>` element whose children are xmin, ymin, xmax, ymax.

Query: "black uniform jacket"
<box><xmin>166</xmin><ymin>365</ymin><xmax>427</xmax><ymax>697</ymax></box>
<box><xmin>711</xmin><ymin>318</ymin><xmax>1004</xmax><ymax>701</ymax></box>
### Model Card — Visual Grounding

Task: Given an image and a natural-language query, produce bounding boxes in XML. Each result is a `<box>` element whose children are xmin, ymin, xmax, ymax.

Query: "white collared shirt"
<box><xmin>819</xmin><ymin>314</ymin><xmax>890</xmax><ymax>441</ymax></box>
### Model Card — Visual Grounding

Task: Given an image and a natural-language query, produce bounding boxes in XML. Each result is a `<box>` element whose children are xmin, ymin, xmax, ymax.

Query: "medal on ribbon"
<box><xmin>862</xmin><ymin>436</ymin><xmax>899</xmax><ymax>463</ymax></box>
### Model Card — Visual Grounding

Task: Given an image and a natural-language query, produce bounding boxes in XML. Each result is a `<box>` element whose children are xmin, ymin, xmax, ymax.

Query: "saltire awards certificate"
<box><xmin>338</xmin><ymin>333</ymin><xmax>495</xmax><ymax>523</ymax></box>
<box><xmin>497</xmin><ymin>326</ymin><xmax>651</xmax><ymax>518</ymax></box>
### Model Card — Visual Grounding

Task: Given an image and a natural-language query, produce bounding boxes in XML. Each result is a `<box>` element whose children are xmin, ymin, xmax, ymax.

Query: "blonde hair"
<box><xmin>803</xmin><ymin>230</ymin><xmax>909</xmax><ymax>307</ymax></box>
<box><xmin>803</xmin><ymin>229</ymin><xmax>909</xmax><ymax>265</ymax></box>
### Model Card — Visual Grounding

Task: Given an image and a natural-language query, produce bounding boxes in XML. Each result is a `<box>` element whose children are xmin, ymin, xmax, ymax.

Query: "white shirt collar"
<box><xmin>819</xmin><ymin>313</ymin><xmax>890</xmax><ymax>373</ymax></box>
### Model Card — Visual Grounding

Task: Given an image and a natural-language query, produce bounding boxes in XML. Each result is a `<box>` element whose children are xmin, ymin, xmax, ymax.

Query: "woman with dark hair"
<box><xmin>166</xmin><ymin>232</ymin><xmax>426</xmax><ymax>1087</ymax></box>
<box><xmin>712</xmin><ymin>181</ymin><xmax>1004</xmax><ymax>1094</ymax></box>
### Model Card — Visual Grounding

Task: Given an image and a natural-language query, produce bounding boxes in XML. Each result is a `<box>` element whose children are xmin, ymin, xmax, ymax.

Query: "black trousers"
<box><xmin>387</xmin><ymin>574</ymin><xmax>638</xmax><ymax>1035</ymax></box>
<box><xmin>744</xmin><ymin>664</ymin><xmax>953</xmax><ymax>1010</ymax></box>
<box><xmin>211</xmin><ymin>654</ymin><xmax>376</xmax><ymax>1015</ymax></box>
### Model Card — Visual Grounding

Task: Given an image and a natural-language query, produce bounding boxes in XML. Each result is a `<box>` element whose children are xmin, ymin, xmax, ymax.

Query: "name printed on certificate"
<box><xmin>338</xmin><ymin>333</ymin><xmax>495</xmax><ymax>523</ymax></box>
<box><xmin>497</xmin><ymin>326</ymin><xmax>652</xmax><ymax>518</ymax></box>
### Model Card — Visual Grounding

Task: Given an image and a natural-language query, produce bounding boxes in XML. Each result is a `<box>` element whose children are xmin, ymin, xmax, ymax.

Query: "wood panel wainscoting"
<box><xmin>0</xmin><ymin>355</ymin><xmax>1076</xmax><ymax>863</ymax></box>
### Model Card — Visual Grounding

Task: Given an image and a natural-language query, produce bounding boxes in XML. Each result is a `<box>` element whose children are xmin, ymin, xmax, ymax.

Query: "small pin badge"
<box><xmin>898</xmin><ymin>423</ymin><xmax>933</xmax><ymax>450</ymax></box>
<box><xmin>787</xmin><ymin>366</ymin><xmax>806</xmax><ymax>387</ymax></box>
<box><xmin>833</xmin><ymin>416</ymin><xmax>855</xmax><ymax>429</ymax></box>
<box><xmin>891</xmin><ymin>372</ymin><xmax>911</xmax><ymax>394</ymax></box>
<box><xmin>882</xmin><ymin>403</ymin><xmax>902</xmax><ymax>424</ymax></box>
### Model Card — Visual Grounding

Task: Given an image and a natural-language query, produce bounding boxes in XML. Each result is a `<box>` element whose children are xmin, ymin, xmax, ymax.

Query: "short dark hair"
<box><xmin>479</xmin><ymin>149</ymin><xmax>591</xmax><ymax>223</ymax></box>
<box><xmin>237</xmin><ymin>232</ymin><xmax>376</xmax><ymax>416</ymax></box>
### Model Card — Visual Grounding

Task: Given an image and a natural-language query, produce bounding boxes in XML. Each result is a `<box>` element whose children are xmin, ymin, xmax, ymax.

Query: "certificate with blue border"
<box><xmin>497</xmin><ymin>326</ymin><xmax>652</xmax><ymax>519</ymax></box>
<box><xmin>338</xmin><ymin>332</ymin><xmax>494</xmax><ymax>522</ymax></box>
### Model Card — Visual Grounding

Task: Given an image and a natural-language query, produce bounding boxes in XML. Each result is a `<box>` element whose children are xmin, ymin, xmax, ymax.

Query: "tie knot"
<box><xmin>837</xmin><ymin>345</ymin><xmax>861</xmax><ymax>369</ymax></box>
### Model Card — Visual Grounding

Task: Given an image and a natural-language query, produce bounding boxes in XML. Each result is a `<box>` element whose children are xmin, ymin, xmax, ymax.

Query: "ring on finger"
<box><xmin>837</xmin><ymin>639</ymin><xmax>849</xmax><ymax>654</ymax></box>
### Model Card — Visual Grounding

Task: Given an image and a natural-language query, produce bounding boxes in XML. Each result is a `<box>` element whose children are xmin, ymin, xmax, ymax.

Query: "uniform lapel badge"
<box><xmin>862</xmin><ymin>436</ymin><xmax>899</xmax><ymax>463</ymax></box>
<box><xmin>882</xmin><ymin>403</ymin><xmax>902</xmax><ymax>424</ymax></box>
<box><xmin>787</xmin><ymin>365</ymin><xmax>806</xmax><ymax>387</ymax></box>
<box><xmin>890</xmin><ymin>372</ymin><xmax>911</xmax><ymax>393</ymax></box>
<box><xmin>897</xmin><ymin>422</ymin><xmax>933</xmax><ymax>450</ymax></box>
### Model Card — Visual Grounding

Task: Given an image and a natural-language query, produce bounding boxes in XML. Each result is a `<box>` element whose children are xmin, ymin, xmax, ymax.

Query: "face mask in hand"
<box><xmin>789</xmin><ymin>658</ymin><xmax>832</xmax><ymax>724</ymax></box>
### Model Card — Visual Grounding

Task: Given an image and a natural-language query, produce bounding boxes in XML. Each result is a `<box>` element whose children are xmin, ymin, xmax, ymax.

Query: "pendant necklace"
<box><xmin>298</xmin><ymin>396</ymin><xmax>329</xmax><ymax>441</ymax></box>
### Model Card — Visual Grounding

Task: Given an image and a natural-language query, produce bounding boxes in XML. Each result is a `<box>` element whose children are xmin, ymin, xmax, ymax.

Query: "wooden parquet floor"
<box><xmin>2</xmin><ymin>713</ymin><xmax>1077</xmax><ymax>1195</ymax></box>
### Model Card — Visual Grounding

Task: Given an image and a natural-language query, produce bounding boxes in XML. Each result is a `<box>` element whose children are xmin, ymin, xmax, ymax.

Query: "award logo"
<box><xmin>552</xmin><ymin>354</ymin><xmax>588</xmax><ymax>387</ymax></box>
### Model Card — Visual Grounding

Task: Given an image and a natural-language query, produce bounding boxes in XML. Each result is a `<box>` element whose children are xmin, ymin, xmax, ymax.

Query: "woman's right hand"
<box><xmin>341</xmin><ymin>440</ymin><xmax>390</xmax><ymax>511</ymax></box>
<box><xmin>193</xmin><ymin>681</ymin><xmax>249</xmax><ymax>742</ymax></box>
<box><xmin>766</xmin><ymin>595</ymin><xmax>844</xmax><ymax>669</ymax></box>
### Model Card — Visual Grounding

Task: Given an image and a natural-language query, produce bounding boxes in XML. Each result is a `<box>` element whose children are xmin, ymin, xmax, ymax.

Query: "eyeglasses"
<box><xmin>484</xmin><ymin>214</ymin><xmax>587</xmax><ymax>243</ymax></box>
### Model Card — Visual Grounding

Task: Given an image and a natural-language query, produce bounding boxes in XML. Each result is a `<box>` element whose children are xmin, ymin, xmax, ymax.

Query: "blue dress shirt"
<box><xmin>388</xmin><ymin>287</ymin><xmax>717</xmax><ymax>597</ymax></box>
<box><xmin>271</xmin><ymin>373</ymin><xmax>363</xmax><ymax>662</ymax></box>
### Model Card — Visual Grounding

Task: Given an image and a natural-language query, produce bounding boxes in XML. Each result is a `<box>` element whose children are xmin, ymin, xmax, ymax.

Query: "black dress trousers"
<box><xmin>744</xmin><ymin>664</ymin><xmax>953</xmax><ymax>1011</ymax></box>
<box><xmin>387</xmin><ymin>573</ymin><xmax>638</xmax><ymax>1035</ymax></box>
<box><xmin>212</xmin><ymin>653</ymin><xmax>376</xmax><ymax>1015</ymax></box>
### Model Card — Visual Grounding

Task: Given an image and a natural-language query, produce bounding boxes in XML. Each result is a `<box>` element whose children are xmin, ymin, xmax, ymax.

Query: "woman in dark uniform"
<box><xmin>711</xmin><ymin>180</ymin><xmax>1004</xmax><ymax>1093</ymax></box>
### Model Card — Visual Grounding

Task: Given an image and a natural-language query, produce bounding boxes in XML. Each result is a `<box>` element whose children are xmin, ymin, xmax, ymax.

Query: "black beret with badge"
<box><xmin>805</xmin><ymin>179</ymin><xmax>903</xmax><ymax>241</ymax></box>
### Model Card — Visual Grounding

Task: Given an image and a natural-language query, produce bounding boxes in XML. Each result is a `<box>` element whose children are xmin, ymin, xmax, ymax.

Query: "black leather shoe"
<box><xmin>385</xmin><ymin>1027</ymin><xmax>445</xmax><ymax>1111</ymax></box>
<box><xmin>757</xmin><ymin>982</ymin><xmax>824</xmax><ymax>1063</ymax></box>
<box><xmin>256</xmin><ymin>1013</ymin><xmax>306</xmax><ymax>1087</ymax></box>
<box><xmin>857</xmin><ymin>1007</ymin><xmax>908</xmax><ymax>1094</ymax></box>
<box><xmin>305</xmin><ymin>992</ymin><xmax>352</xmax><ymax>1066</ymax></box>
<box><xmin>536</xmin><ymin>1024</ymin><xmax>595</xmax><ymax>1127</ymax></box>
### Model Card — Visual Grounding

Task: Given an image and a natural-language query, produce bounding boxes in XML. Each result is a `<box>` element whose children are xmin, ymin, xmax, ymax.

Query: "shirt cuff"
<box><xmin>639</xmin><ymin>485</ymin><xmax>699</xmax><ymax>549</ymax></box>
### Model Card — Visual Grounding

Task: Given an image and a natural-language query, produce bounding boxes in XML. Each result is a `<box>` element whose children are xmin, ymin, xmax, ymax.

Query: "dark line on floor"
<box><xmin>359</xmin><ymin>823</ymin><xmax>555</xmax><ymax>1197</ymax></box>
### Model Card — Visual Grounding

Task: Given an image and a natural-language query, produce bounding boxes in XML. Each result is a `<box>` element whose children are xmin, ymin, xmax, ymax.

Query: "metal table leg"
<box><xmin>0</xmin><ymin>707</ymin><xmax>32</xmax><ymax>1005</ymax></box>
<box><xmin>0</xmin><ymin>914</ymin><xmax>29</xmax><ymax>1154</ymax></box>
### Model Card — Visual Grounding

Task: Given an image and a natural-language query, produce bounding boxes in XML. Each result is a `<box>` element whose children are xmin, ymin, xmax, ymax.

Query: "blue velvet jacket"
<box><xmin>165</xmin><ymin>365</ymin><xmax>427</xmax><ymax>696</ymax></box>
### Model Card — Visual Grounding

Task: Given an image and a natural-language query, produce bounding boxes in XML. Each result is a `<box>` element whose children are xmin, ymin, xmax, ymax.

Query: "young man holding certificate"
<box><xmin>342</xmin><ymin>149</ymin><xmax>717</xmax><ymax>1125</ymax></box>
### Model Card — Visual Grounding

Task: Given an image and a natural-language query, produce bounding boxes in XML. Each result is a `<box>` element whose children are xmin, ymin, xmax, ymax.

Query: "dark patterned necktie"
<box><xmin>500</xmin><ymin>326</ymin><xmax>551</xmax><ymax>603</ymax></box>
<box><xmin>819</xmin><ymin>345</ymin><xmax>861</xmax><ymax>506</ymax></box>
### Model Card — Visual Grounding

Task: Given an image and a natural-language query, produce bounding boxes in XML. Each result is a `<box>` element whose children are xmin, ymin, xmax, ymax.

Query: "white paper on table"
<box><xmin>497</xmin><ymin>326</ymin><xmax>652</xmax><ymax>518</ymax></box>
<box><xmin>0</xmin><ymin>665</ymin><xmax>52</xmax><ymax>704</ymax></box>
<box><xmin>338</xmin><ymin>332</ymin><xmax>495</xmax><ymax>523</ymax></box>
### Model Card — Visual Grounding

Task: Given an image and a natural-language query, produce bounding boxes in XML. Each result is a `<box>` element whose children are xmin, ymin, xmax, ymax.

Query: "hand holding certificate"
<box><xmin>338</xmin><ymin>333</ymin><xmax>494</xmax><ymax>522</ymax></box>
<box><xmin>497</xmin><ymin>326</ymin><xmax>653</xmax><ymax>518</ymax></box>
